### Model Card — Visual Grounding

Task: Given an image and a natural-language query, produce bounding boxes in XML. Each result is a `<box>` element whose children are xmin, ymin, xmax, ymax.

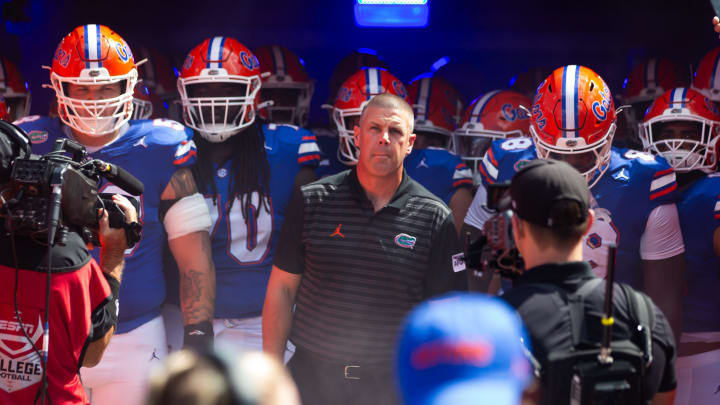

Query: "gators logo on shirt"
<box><xmin>394</xmin><ymin>233</ymin><xmax>416</xmax><ymax>249</ymax></box>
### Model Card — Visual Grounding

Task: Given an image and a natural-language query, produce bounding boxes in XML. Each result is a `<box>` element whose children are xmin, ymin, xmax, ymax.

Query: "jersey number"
<box><xmin>207</xmin><ymin>192</ymin><xmax>273</xmax><ymax>264</ymax></box>
<box><xmin>500</xmin><ymin>137</ymin><xmax>533</xmax><ymax>151</ymax></box>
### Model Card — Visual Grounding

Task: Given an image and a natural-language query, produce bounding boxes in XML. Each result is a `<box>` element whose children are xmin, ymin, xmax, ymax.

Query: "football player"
<box><xmin>692</xmin><ymin>46</ymin><xmax>720</xmax><ymax>103</ymax></box>
<box><xmin>616</xmin><ymin>58</ymin><xmax>689</xmax><ymax>149</ymax></box>
<box><xmin>14</xmin><ymin>25</ymin><xmax>215</xmax><ymax>405</ymax></box>
<box><xmin>640</xmin><ymin>87</ymin><xmax>720</xmax><ymax>405</ymax></box>
<box><xmin>254</xmin><ymin>45</ymin><xmax>313</xmax><ymax>127</ymax></box>
<box><xmin>405</xmin><ymin>74</ymin><xmax>473</xmax><ymax>234</ymax></box>
<box><xmin>463</xmin><ymin>65</ymin><xmax>686</xmax><ymax>341</ymax></box>
<box><xmin>316</xmin><ymin>67</ymin><xmax>409</xmax><ymax>179</ymax></box>
<box><xmin>0</xmin><ymin>56</ymin><xmax>31</xmax><ymax>122</ymax></box>
<box><xmin>452</xmin><ymin>89</ymin><xmax>532</xmax><ymax>185</ymax></box>
<box><xmin>174</xmin><ymin>36</ymin><xmax>320</xmax><ymax>355</ymax></box>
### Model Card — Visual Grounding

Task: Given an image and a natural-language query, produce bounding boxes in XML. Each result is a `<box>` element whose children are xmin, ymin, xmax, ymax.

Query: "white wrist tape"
<box><xmin>163</xmin><ymin>193</ymin><xmax>212</xmax><ymax>240</ymax></box>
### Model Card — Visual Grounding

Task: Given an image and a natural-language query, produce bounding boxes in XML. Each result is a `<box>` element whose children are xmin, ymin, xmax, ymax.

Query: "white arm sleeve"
<box><xmin>164</xmin><ymin>193</ymin><xmax>212</xmax><ymax>240</ymax></box>
<box><xmin>639</xmin><ymin>203</ymin><xmax>685</xmax><ymax>260</ymax></box>
<box><xmin>463</xmin><ymin>184</ymin><xmax>492</xmax><ymax>230</ymax></box>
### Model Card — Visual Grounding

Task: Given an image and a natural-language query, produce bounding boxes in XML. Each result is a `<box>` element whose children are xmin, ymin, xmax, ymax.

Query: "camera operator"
<box><xmin>0</xmin><ymin>125</ymin><xmax>137</xmax><ymax>404</ymax></box>
<box><xmin>498</xmin><ymin>159</ymin><xmax>677</xmax><ymax>405</ymax></box>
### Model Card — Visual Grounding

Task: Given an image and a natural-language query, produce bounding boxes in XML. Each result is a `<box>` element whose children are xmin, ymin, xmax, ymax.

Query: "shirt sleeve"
<box><xmin>452</xmin><ymin>162</ymin><xmax>474</xmax><ymax>192</ymax></box>
<box><xmin>640</xmin><ymin>204</ymin><xmax>685</xmax><ymax>260</ymax></box>
<box><xmin>463</xmin><ymin>183</ymin><xmax>491</xmax><ymax>230</ymax></box>
<box><xmin>297</xmin><ymin>132</ymin><xmax>322</xmax><ymax>168</ymax></box>
<box><xmin>425</xmin><ymin>212</ymin><xmax>467</xmax><ymax>297</ymax></box>
<box><xmin>273</xmin><ymin>185</ymin><xmax>306</xmax><ymax>274</ymax></box>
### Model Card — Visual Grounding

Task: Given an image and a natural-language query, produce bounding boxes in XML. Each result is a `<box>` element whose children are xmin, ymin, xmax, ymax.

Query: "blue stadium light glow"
<box><xmin>622</xmin><ymin>77</ymin><xmax>628</xmax><ymax>89</ymax></box>
<box><xmin>508</xmin><ymin>75</ymin><xmax>517</xmax><ymax>87</ymax></box>
<box><xmin>430</xmin><ymin>56</ymin><xmax>449</xmax><ymax>72</ymax></box>
<box><xmin>409</xmin><ymin>72</ymin><xmax>433</xmax><ymax>83</ymax></box>
<box><xmin>163</xmin><ymin>101</ymin><xmax>169</xmax><ymax>109</ymax></box>
<box><xmin>358</xmin><ymin>47</ymin><xmax>379</xmax><ymax>55</ymax></box>
<box><xmin>173</xmin><ymin>67</ymin><xmax>179</xmax><ymax>78</ymax></box>
<box><xmin>355</xmin><ymin>0</ymin><xmax>429</xmax><ymax>28</ymax></box>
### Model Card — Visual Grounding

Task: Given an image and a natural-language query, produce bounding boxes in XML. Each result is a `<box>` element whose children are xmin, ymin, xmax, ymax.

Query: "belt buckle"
<box><xmin>344</xmin><ymin>365</ymin><xmax>360</xmax><ymax>380</ymax></box>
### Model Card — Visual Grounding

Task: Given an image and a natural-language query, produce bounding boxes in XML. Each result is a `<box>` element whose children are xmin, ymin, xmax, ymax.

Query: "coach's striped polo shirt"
<box><xmin>274</xmin><ymin>168</ymin><xmax>466</xmax><ymax>365</ymax></box>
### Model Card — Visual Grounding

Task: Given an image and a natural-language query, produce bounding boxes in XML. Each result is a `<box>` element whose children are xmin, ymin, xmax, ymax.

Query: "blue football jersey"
<box><xmin>16</xmin><ymin>116</ymin><xmax>197</xmax><ymax>333</ymax></box>
<box><xmin>205</xmin><ymin>123</ymin><xmax>321</xmax><ymax>318</ymax></box>
<box><xmin>478</xmin><ymin>137</ymin><xmax>537</xmax><ymax>186</ymax></box>
<box><xmin>478</xmin><ymin>137</ymin><xmax>679</xmax><ymax>287</ymax></box>
<box><xmin>314</xmin><ymin>132</ymin><xmax>349</xmax><ymax>179</ymax></box>
<box><xmin>677</xmin><ymin>174</ymin><xmax>720</xmax><ymax>332</ymax></box>
<box><xmin>404</xmin><ymin>147</ymin><xmax>472</xmax><ymax>204</ymax></box>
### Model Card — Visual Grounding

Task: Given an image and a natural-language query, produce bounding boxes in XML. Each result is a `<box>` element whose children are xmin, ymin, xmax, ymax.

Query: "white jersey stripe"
<box><xmin>481</xmin><ymin>153</ymin><xmax>498</xmax><ymax>179</ymax></box>
<box><xmin>298</xmin><ymin>142</ymin><xmax>320</xmax><ymax>155</ymax></box>
<box><xmin>453</xmin><ymin>168</ymin><xmax>473</xmax><ymax>179</ymax></box>
<box><xmin>650</xmin><ymin>172</ymin><xmax>676</xmax><ymax>192</ymax></box>
<box><xmin>714</xmin><ymin>201</ymin><xmax>720</xmax><ymax>212</ymax></box>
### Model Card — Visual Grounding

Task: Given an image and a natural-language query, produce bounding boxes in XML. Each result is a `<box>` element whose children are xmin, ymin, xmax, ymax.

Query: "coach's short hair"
<box><xmin>360</xmin><ymin>93</ymin><xmax>414</xmax><ymax>133</ymax></box>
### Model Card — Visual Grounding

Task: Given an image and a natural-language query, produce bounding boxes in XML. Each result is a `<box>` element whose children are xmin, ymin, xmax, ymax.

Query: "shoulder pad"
<box><xmin>480</xmin><ymin>137</ymin><xmax>536</xmax><ymax>185</ymax></box>
<box><xmin>138</xmin><ymin>119</ymin><xmax>193</xmax><ymax>146</ymax></box>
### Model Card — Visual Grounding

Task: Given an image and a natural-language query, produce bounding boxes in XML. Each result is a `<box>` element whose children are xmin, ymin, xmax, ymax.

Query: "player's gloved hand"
<box><xmin>183</xmin><ymin>321</ymin><xmax>214</xmax><ymax>350</ymax></box>
<box><xmin>714</xmin><ymin>16</ymin><xmax>720</xmax><ymax>38</ymax></box>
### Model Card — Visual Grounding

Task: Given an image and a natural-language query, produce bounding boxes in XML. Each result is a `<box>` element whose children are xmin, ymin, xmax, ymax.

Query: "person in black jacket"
<box><xmin>499</xmin><ymin>159</ymin><xmax>677</xmax><ymax>405</ymax></box>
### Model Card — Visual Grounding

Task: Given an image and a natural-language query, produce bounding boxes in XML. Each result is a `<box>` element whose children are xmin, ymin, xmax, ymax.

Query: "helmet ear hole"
<box><xmin>589</xmin><ymin>82</ymin><xmax>595</xmax><ymax>92</ymax></box>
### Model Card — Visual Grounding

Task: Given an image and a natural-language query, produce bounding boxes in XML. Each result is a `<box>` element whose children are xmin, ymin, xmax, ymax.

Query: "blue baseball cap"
<box><xmin>396</xmin><ymin>293</ymin><xmax>533</xmax><ymax>405</ymax></box>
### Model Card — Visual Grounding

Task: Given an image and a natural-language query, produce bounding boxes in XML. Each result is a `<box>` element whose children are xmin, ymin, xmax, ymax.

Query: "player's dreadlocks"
<box><xmin>192</xmin><ymin>121</ymin><xmax>272</xmax><ymax>224</ymax></box>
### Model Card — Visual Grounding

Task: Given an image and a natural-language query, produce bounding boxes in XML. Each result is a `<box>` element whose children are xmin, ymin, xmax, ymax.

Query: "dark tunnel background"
<box><xmin>1</xmin><ymin>0</ymin><xmax>718</xmax><ymax>125</ymax></box>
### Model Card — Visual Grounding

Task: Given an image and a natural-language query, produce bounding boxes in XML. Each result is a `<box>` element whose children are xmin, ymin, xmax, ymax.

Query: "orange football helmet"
<box><xmin>640</xmin><ymin>87</ymin><xmax>720</xmax><ymax>172</ymax></box>
<box><xmin>254</xmin><ymin>45</ymin><xmax>313</xmax><ymax>127</ymax></box>
<box><xmin>530</xmin><ymin>65</ymin><xmax>617</xmax><ymax>187</ymax></box>
<box><xmin>132</xmin><ymin>82</ymin><xmax>153</xmax><ymax>120</ymax></box>
<box><xmin>453</xmin><ymin>90</ymin><xmax>531</xmax><ymax>175</ymax></box>
<box><xmin>328</xmin><ymin>49</ymin><xmax>389</xmax><ymax>104</ymax></box>
<box><xmin>332</xmin><ymin>67</ymin><xmax>409</xmax><ymax>165</ymax></box>
<box><xmin>50</xmin><ymin>24</ymin><xmax>138</xmax><ymax>136</ymax></box>
<box><xmin>692</xmin><ymin>47</ymin><xmax>720</xmax><ymax>102</ymax></box>
<box><xmin>178</xmin><ymin>36</ymin><xmax>262</xmax><ymax>142</ymax></box>
<box><xmin>621</xmin><ymin>58</ymin><xmax>689</xmax><ymax>131</ymax></box>
<box><xmin>407</xmin><ymin>74</ymin><xmax>463</xmax><ymax>138</ymax></box>
<box><xmin>0</xmin><ymin>57</ymin><xmax>31</xmax><ymax>122</ymax></box>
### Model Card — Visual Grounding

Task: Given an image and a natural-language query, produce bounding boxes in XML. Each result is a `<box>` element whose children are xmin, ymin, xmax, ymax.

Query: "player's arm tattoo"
<box><xmin>161</xmin><ymin>167</ymin><xmax>199</xmax><ymax>200</ymax></box>
<box><xmin>176</xmin><ymin>232</ymin><xmax>215</xmax><ymax>324</ymax></box>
